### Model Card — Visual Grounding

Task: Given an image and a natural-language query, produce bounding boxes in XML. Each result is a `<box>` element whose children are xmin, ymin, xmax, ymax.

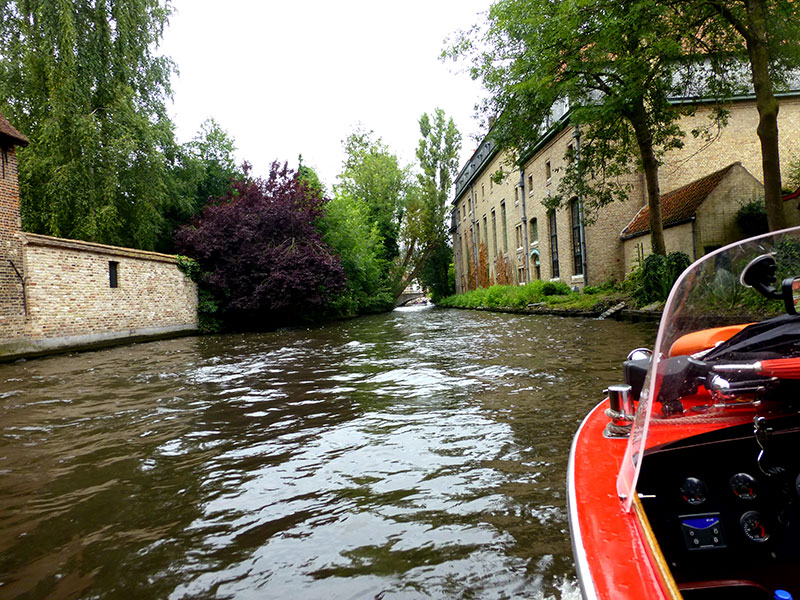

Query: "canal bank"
<box><xmin>441</xmin><ymin>300</ymin><xmax>663</xmax><ymax>322</ymax></box>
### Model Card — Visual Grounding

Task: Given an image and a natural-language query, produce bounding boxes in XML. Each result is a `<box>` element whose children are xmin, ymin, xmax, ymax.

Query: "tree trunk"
<box><xmin>392</xmin><ymin>243</ymin><xmax>436</xmax><ymax>299</ymax></box>
<box><xmin>744</xmin><ymin>0</ymin><xmax>786</xmax><ymax>231</ymax></box>
<box><xmin>630</xmin><ymin>101</ymin><xmax>667</xmax><ymax>256</ymax></box>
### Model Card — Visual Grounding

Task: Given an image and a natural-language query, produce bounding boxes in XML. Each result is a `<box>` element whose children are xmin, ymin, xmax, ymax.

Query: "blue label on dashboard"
<box><xmin>682</xmin><ymin>516</ymin><xmax>719</xmax><ymax>530</ymax></box>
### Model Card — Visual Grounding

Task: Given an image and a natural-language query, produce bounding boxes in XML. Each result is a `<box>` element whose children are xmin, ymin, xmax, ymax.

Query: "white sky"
<box><xmin>160</xmin><ymin>0</ymin><xmax>491</xmax><ymax>191</ymax></box>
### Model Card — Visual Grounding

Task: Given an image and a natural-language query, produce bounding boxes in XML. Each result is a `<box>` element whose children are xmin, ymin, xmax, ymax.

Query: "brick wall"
<box><xmin>0</xmin><ymin>234</ymin><xmax>197</xmax><ymax>358</ymax></box>
<box><xmin>0</xmin><ymin>114</ymin><xmax>197</xmax><ymax>360</ymax></box>
<box><xmin>453</xmin><ymin>149</ymin><xmax>519</xmax><ymax>290</ymax></box>
<box><xmin>0</xmin><ymin>145</ymin><xmax>25</xmax><ymax>339</ymax></box>
<box><xmin>660</xmin><ymin>97</ymin><xmax>800</xmax><ymax>191</ymax></box>
<box><xmin>623</xmin><ymin>226</ymin><xmax>695</xmax><ymax>275</ymax></box>
<box><xmin>452</xmin><ymin>94</ymin><xmax>800</xmax><ymax>291</ymax></box>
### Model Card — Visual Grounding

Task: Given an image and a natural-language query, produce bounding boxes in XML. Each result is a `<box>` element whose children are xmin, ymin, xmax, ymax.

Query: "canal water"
<box><xmin>0</xmin><ymin>306</ymin><xmax>656</xmax><ymax>600</ymax></box>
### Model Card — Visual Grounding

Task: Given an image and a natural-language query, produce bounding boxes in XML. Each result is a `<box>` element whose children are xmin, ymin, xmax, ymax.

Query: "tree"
<box><xmin>391</xmin><ymin>109</ymin><xmax>461</xmax><ymax>295</ymax></box>
<box><xmin>162</xmin><ymin>119</ymin><xmax>242</xmax><ymax>252</ymax></box>
<box><xmin>183</xmin><ymin>119</ymin><xmax>242</xmax><ymax>211</ymax></box>
<box><xmin>336</xmin><ymin>128</ymin><xmax>409</xmax><ymax>262</ymax></box>
<box><xmin>297</xmin><ymin>154</ymin><xmax>325</xmax><ymax>198</ymax></box>
<box><xmin>0</xmin><ymin>0</ymin><xmax>182</xmax><ymax>251</ymax></box>
<box><xmin>418</xmin><ymin>238</ymin><xmax>455</xmax><ymax>303</ymax></box>
<box><xmin>449</xmin><ymin>0</ymin><xmax>709</xmax><ymax>255</ymax></box>
<box><xmin>675</xmin><ymin>0</ymin><xmax>800</xmax><ymax>231</ymax></box>
<box><xmin>318</xmin><ymin>191</ymin><xmax>393</xmax><ymax>314</ymax></box>
<box><xmin>175</xmin><ymin>163</ymin><xmax>346</xmax><ymax>327</ymax></box>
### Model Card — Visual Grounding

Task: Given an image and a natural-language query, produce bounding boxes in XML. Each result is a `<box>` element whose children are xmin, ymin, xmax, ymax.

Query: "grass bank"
<box><xmin>436</xmin><ymin>280</ymin><xmax>649</xmax><ymax>318</ymax></box>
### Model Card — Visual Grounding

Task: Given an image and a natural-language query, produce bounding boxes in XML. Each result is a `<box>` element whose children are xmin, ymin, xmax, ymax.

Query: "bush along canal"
<box><xmin>0</xmin><ymin>305</ymin><xmax>656</xmax><ymax>599</ymax></box>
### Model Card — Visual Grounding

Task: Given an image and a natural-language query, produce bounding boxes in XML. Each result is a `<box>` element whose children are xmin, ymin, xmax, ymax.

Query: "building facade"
<box><xmin>452</xmin><ymin>95</ymin><xmax>800</xmax><ymax>291</ymax></box>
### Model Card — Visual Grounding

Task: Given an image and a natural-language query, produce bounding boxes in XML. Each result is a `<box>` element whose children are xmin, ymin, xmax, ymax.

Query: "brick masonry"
<box><xmin>0</xmin><ymin>145</ymin><xmax>26</xmax><ymax>340</ymax></box>
<box><xmin>453</xmin><ymin>96</ymin><xmax>800</xmax><ymax>289</ymax></box>
<box><xmin>0</xmin><ymin>122</ymin><xmax>198</xmax><ymax>360</ymax></box>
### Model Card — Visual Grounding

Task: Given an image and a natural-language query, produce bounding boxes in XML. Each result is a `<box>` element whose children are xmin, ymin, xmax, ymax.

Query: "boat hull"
<box><xmin>567</xmin><ymin>399</ymin><xmax>679</xmax><ymax>600</ymax></box>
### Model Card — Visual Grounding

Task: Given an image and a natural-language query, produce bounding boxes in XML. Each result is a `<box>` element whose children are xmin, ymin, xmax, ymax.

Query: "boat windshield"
<box><xmin>617</xmin><ymin>225</ymin><xmax>800</xmax><ymax>511</ymax></box>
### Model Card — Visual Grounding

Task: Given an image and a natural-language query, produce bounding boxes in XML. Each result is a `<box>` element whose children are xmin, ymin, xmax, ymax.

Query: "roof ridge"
<box><xmin>0</xmin><ymin>112</ymin><xmax>29</xmax><ymax>147</ymax></box>
<box><xmin>621</xmin><ymin>163</ymin><xmax>742</xmax><ymax>238</ymax></box>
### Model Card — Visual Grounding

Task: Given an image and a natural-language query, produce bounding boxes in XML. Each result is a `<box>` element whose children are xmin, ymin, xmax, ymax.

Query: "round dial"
<box><xmin>730</xmin><ymin>472</ymin><xmax>758</xmax><ymax>500</ymax></box>
<box><xmin>740</xmin><ymin>510</ymin><xmax>769</xmax><ymax>542</ymax></box>
<box><xmin>680</xmin><ymin>477</ymin><xmax>708</xmax><ymax>505</ymax></box>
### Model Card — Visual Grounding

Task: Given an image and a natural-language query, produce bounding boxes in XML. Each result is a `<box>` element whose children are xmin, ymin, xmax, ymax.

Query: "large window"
<box><xmin>571</xmin><ymin>198</ymin><xmax>585</xmax><ymax>276</ymax></box>
<box><xmin>500</xmin><ymin>201</ymin><xmax>508</xmax><ymax>253</ymax></box>
<box><xmin>491</xmin><ymin>210</ymin><xmax>498</xmax><ymax>257</ymax></box>
<box><xmin>530</xmin><ymin>218</ymin><xmax>538</xmax><ymax>245</ymax></box>
<box><xmin>549</xmin><ymin>210</ymin><xmax>559</xmax><ymax>278</ymax></box>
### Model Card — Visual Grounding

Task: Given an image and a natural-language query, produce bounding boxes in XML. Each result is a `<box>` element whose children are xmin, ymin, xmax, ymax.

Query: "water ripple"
<box><xmin>0</xmin><ymin>307</ymin><xmax>655</xmax><ymax>599</ymax></box>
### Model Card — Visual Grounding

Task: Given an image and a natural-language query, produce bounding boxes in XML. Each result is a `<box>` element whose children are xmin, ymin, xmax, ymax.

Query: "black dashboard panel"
<box><xmin>637</xmin><ymin>415</ymin><xmax>800</xmax><ymax>595</ymax></box>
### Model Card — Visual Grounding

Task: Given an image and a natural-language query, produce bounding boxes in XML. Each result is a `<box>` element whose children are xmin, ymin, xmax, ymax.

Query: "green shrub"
<box><xmin>629</xmin><ymin>251</ymin><xmax>689</xmax><ymax>306</ymax></box>
<box><xmin>541</xmin><ymin>281</ymin><xmax>571</xmax><ymax>296</ymax></box>
<box><xmin>197</xmin><ymin>289</ymin><xmax>222</xmax><ymax>333</ymax></box>
<box><xmin>485</xmin><ymin>285</ymin><xmax>506</xmax><ymax>307</ymax></box>
<box><xmin>666</xmin><ymin>251</ymin><xmax>691</xmax><ymax>285</ymax></box>
<box><xmin>774</xmin><ymin>236</ymin><xmax>800</xmax><ymax>281</ymax></box>
<box><xmin>735</xmin><ymin>200</ymin><xmax>769</xmax><ymax>238</ymax></box>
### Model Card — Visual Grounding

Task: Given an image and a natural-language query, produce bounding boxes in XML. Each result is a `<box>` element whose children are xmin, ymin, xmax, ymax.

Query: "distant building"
<box><xmin>451</xmin><ymin>94</ymin><xmax>800</xmax><ymax>292</ymax></box>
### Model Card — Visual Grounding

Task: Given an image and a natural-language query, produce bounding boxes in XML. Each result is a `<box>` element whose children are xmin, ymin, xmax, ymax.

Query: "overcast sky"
<box><xmin>160</xmin><ymin>0</ymin><xmax>491</xmax><ymax>190</ymax></box>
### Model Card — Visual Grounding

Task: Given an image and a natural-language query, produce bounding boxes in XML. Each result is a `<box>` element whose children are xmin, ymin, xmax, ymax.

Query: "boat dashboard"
<box><xmin>638</xmin><ymin>414</ymin><xmax>800</xmax><ymax>599</ymax></box>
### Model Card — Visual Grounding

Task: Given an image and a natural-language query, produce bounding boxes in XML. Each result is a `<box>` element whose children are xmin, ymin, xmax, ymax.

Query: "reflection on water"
<box><xmin>0</xmin><ymin>306</ymin><xmax>655</xmax><ymax>599</ymax></box>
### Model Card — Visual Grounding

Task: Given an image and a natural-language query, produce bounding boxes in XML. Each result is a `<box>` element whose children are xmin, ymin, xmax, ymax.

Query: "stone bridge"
<box><xmin>395</xmin><ymin>291</ymin><xmax>427</xmax><ymax>307</ymax></box>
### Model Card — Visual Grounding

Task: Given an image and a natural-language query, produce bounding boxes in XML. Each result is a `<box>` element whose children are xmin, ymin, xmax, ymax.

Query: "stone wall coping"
<box><xmin>21</xmin><ymin>232</ymin><xmax>179</xmax><ymax>264</ymax></box>
<box><xmin>0</xmin><ymin>324</ymin><xmax>198</xmax><ymax>362</ymax></box>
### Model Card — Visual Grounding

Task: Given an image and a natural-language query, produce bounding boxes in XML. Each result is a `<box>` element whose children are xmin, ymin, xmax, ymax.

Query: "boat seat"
<box><xmin>669</xmin><ymin>324</ymin><xmax>753</xmax><ymax>357</ymax></box>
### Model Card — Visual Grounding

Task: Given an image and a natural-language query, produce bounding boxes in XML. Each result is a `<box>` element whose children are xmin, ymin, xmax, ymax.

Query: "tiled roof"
<box><xmin>0</xmin><ymin>112</ymin><xmax>29</xmax><ymax>147</ymax></box>
<box><xmin>621</xmin><ymin>163</ymin><xmax>739</xmax><ymax>238</ymax></box>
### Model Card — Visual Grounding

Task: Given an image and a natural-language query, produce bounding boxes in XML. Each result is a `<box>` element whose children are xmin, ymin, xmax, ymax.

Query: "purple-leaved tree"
<box><xmin>176</xmin><ymin>162</ymin><xmax>346</xmax><ymax>325</ymax></box>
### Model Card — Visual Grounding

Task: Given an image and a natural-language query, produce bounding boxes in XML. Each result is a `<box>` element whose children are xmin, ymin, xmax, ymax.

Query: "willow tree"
<box><xmin>675</xmin><ymin>0</ymin><xmax>800</xmax><ymax>231</ymax></box>
<box><xmin>449</xmin><ymin>0</ymin><xmax>712</xmax><ymax>255</ymax></box>
<box><xmin>0</xmin><ymin>0</ymin><xmax>182</xmax><ymax>250</ymax></box>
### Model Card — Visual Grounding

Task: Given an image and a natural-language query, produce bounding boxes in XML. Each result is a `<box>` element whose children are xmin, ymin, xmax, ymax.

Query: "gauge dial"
<box><xmin>680</xmin><ymin>477</ymin><xmax>708</xmax><ymax>505</ymax></box>
<box><xmin>740</xmin><ymin>510</ymin><xmax>769</xmax><ymax>542</ymax></box>
<box><xmin>730</xmin><ymin>472</ymin><xmax>758</xmax><ymax>500</ymax></box>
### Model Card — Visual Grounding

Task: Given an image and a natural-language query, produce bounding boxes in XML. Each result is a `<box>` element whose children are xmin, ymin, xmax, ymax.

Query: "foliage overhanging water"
<box><xmin>0</xmin><ymin>306</ymin><xmax>656</xmax><ymax>599</ymax></box>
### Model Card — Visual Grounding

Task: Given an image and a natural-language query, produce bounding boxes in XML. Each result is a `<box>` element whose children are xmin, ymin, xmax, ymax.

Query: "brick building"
<box><xmin>452</xmin><ymin>95</ymin><xmax>800</xmax><ymax>292</ymax></box>
<box><xmin>619</xmin><ymin>162</ymin><xmax>798</xmax><ymax>270</ymax></box>
<box><xmin>0</xmin><ymin>112</ymin><xmax>197</xmax><ymax>360</ymax></box>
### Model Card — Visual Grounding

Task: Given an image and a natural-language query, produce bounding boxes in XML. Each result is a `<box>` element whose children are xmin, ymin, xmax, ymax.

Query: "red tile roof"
<box><xmin>0</xmin><ymin>112</ymin><xmax>28</xmax><ymax>147</ymax></box>
<box><xmin>621</xmin><ymin>163</ymin><xmax>739</xmax><ymax>238</ymax></box>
